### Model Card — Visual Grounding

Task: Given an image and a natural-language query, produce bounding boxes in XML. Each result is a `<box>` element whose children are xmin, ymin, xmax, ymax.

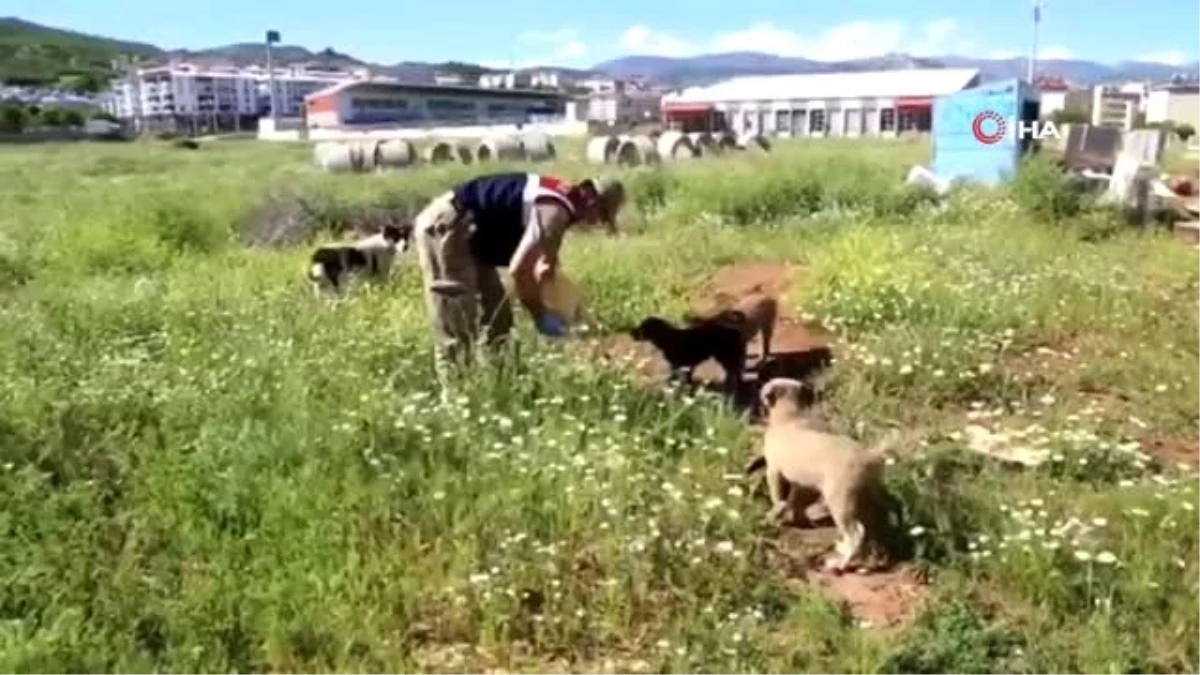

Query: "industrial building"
<box><xmin>661</xmin><ymin>68</ymin><xmax>981</xmax><ymax>137</ymax></box>
<box><xmin>584</xmin><ymin>85</ymin><xmax>662</xmax><ymax>124</ymax></box>
<box><xmin>303</xmin><ymin>79</ymin><xmax>567</xmax><ymax>128</ymax></box>
<box><xmin>104</xmin><ymin>62</ymin><xmax>362</xmax><ymax>132</ymax></box>
<box><xmin>1035</xmin><ymin>77</ymin><xmax>1091</xmax><ymax>119</ymax></box>
<box><xmin>1146</xmin><ymin>84</ymin><xmax>1200</xmax><ymax>127</ymax></box>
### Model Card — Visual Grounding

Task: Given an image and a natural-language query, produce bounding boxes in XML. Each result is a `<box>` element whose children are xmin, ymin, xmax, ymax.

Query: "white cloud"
<box><xmin>518</xmin><ymin>28</ymin><xmax>579</xmax><ymax>45</ymax></box>
<box><xmin>618</xmin><ymin>24</ymin><xmax>696</xmax><ymax>58</ymax></box>
<box><xmin>620</xmin><ymin>19</ymin><xmax>973</xmax><ymax>62</ymax></box>
<box><xmin>554</xmin><ymin>40</ymin><xmax>589</xmax><ymax>60</ymax></box>
<box><xmin>988</xmin><ymin>45</ymin><xmax>1075</xmax><ymax>61</ymax></box>
<box><xmin>483</xmin><ymin>27</ymin><xmax>589</xmax><ymax>68</ymax></box>
<box><xmin>610</xmin><ymin>20</ymin><xmax>1110</xmax><ymax>64</ymax></box>
<box><xmin>1136</xmin><ymin>50</ymin><xmax>1190</xmax><ymax>65</ymax></box>
<box><xmin>1038</xmin><ymin>45</ymin><xmax>1077</xmax><ymax>60</ymax></box>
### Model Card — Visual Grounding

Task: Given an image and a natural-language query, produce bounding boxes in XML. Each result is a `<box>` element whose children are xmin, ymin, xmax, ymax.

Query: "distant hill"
<box><xmin>0</xmin><ymin>16</ymin><xmax>162</xmax><ymax>90</ymax></box>
<box><xmin>592</xmin><ymin>51</ymin><xmax>1200</xmax><ymax>87</ymax></box>
<box><xmin>0</xmin><ymin>17</ymin><xmax>592</xmax><ymax>91</ymax></box>
<box><xmin>4</xmin><ymin>16</ymin><xmax>1196</xmax><ymax>95</ymax></box>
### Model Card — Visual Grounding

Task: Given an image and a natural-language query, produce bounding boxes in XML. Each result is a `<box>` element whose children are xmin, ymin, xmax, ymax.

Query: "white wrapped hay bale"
<box><xmin>586</xmin><ymin>135</ymin><xmax>619</xmax><ymax>165</ymax></box>
<box><xmin>375</xmin><ymin>138</ymin><xmax>415</xmax><ymax>169</ymax></box>
<box><xmin>687</xmin><ymin>132</ymin><xmax>718</xmax><ymax>156</ymax></box>
<box><xmin>521</xmin><ymin>133</ymin><xmax>557</xmax><ymax>162</ymax></box>
<box><xmin>476</xmin><ymin>135</ymin><xmax>525</xmax><ymax>162</ymax></box>
<box><xmin>349</xmin><ymin>140</ymin><xmax>380</xmax><ymax>170</ymax></box>
<box><xmin>738</xmin><ymin>134</ymin><xmax>772</xmax><ymax>152</ymax></box>
<box><xmin>424</xmin><ymin>140</ymin><xmax>457</xmax><ymax>165</ymax></box>
<box><xmin>314</xmin><ymin>141</ymin><xmax>370</xmax><ymax>173</ymax></box>
<box><xmin>713</xmin><ymin>131</ymin><xmax>738</xmax><ymax>153</ymax></box>
<box><xmin>615</xmin><ymin>135</ymin><xmax>660</xmax><ymax>167</ymax></box>
<box><xmin>453</xmin><ymin>142</ymin><xmax>474</xmax><ymax>164</ymax></box>
<box><xmin>656</xmin><ymin>130</ymin><xmax>699</xmax><ymax>161</ymax></box>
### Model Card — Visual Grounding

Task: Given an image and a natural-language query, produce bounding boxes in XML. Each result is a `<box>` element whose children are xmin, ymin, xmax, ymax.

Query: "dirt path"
<box><xmin>578</xmin><ymin>261</ymin><xmax>930</xmax><ymax>627</ymax></box>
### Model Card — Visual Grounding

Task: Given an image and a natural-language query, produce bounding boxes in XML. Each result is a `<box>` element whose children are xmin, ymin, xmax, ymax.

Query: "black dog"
<box><xmin>629</xmin><ymin>316</ymin><xmax>747</xmax><ymax>390</ymax></box>
<box><xmin>308</xmin><ymin>224</ymin><xmax>409</xmax><ymax>297</ymax></box>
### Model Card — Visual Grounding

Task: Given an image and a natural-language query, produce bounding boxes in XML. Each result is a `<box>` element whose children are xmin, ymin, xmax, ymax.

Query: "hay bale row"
<box><xmin>615</xmin><ymin>135</ymin><xmax>660</xmax><ymax>167</ymax></box>
<box><xmin>656</xmin><ymin>130</ymin><xmax>699</xmax><ymax>161</ymax></box>
<box><xmin>315</xmin><ymin>133</ymin><xmax>559</xmax><ymax>173</ymax></box>
<box><xmin>584</xmin><ymin>129</ymin><xmax>755</xmax><ymax>166</ymax></box>
<box><xmin>587</xmin><ymin>135</ymin><xmax>620</xmax><ymax>164</ymax></box>
<box><xmin>314</xmin><ymin>139</ymin><xmax>416</xmax><ymax>173</ymax></box>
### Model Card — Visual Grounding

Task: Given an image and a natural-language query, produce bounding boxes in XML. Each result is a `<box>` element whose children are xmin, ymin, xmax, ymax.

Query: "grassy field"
<box><xmin>0</xmin><ymin>137</ymin><xmax>1197</xmax><ymax>673</ymax></box>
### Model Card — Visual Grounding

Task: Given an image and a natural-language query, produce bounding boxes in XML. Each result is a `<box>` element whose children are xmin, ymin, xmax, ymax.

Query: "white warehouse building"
<box><xmin>661</xmin><ymin>68</ymin><xmax>982</xmax><ymax>137</ymax></box>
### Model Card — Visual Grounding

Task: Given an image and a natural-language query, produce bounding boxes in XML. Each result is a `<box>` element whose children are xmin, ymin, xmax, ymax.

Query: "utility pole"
<box><xmin>265</xmin><ymin>29</ymin><xmax>281</xmax><ymax>128</ymax></box>
<box><xmin>1028</xmin><ymin>0</ymin><xmax>1046</xmax><ymax>83</ymax></box>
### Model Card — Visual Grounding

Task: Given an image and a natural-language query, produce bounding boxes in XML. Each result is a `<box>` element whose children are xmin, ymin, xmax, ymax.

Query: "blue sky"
<box><xmin>10</xmin><ymin>0</ymin><xmax>1199</xmax><ymax>68</ymax></box>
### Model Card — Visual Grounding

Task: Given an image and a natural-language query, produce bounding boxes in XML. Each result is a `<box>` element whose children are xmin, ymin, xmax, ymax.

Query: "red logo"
<box><xmin>971</xmin><ymin>110</ymin><xmax>1007</xmax><ymax>144</ymax></box>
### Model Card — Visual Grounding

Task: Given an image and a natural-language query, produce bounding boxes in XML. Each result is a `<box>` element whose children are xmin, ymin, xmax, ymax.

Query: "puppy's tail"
<box><xmin>744</xmin><ymin>454</ymin><xmax>767</xmax><ymax>475</ymax></box>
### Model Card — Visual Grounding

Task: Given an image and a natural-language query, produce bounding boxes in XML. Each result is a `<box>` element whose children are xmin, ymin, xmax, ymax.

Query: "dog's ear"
<box><xmin>760</xmin><ymin>379</ymin><xmax>782</xmax><ymax>410</ymax></box>
<box><xmin>760</xmin><ymin>377</ymin><xmax>800</xmax><ymax>410</ymax></box>
<box><xmin>382</xmin><ymin>224</ymin><xmax>403</xmax><ymax>243</ymax></box>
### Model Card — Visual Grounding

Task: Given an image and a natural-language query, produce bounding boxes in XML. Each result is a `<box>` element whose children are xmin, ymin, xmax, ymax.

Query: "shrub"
<box><xmin>1009</xmin><ymin>155</ymin><xmax>1092</xmax><ymax>223</ymax></box>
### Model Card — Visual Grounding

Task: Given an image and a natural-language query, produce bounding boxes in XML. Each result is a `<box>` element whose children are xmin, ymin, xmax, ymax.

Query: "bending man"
<box><xmin>412</xmin><ymin>171</ymin><xmax>624</xmax><ymax>382</ymax></box>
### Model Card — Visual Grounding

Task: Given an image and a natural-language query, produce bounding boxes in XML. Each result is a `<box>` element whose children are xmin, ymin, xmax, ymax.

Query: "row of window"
<box><xmin>349</xmin><ymin>97</ymin><xmax>550</xmax><ymax>116</ymax></box>
<box><xmin>742</xmin><ymin>107</ymin><xmax>935</xmax><ymax>134</ymax></box>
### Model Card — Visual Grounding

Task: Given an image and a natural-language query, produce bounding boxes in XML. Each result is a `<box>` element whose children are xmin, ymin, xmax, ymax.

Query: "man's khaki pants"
<box><xmin>413</xmin><ymin>192</ymin><xmax>515</xmax><ymax>388</ymax></box>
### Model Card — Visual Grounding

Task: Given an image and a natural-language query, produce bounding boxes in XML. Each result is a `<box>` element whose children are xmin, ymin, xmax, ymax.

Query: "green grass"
<box><xmin>0</xmin><ymin>137</ymin><xmax>1197</xmax><ymax>673</ymax></box>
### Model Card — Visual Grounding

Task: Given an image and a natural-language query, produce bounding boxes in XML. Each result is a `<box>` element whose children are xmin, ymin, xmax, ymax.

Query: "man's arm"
<box><xmin>509</xmin><ymin>201</ymin><xmax>570</xmax><ymax>319</ymax></box>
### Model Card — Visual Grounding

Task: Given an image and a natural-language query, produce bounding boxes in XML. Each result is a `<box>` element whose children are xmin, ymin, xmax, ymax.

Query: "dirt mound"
<box><xmin>765</xmin><ymin>526</ymin><xmax>929</xmax><ymax>630</ymax></box>
<box><xmin>581</xmin><ymin>261</ymin><xmax>835</xmax><ymax>415</ymax></box>
<box><xmin>1143</xmin><ymin>434</ymin><xmax>1200</xmax><ymax>470</ymax></box>
<box><xmin>810</xmin><ymin>566</ymin><xmax>928</xmax><ymax>629</ymax></box>
<box><xmin>702</xmin><ymin>261</ymin><xmax>798</xmax><ymax>300</ymax></box>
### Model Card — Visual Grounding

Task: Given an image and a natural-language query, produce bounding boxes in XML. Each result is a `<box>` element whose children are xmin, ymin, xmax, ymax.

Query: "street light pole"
<box><xmin>1029</xmin><ymin>0</ymin><xmax>1046</xmax><ymax>83</ymax></box>
<box><xmin>265</xmin><ymin>29</ymin><xmax>281</xmax><ymax>128</ymax></box>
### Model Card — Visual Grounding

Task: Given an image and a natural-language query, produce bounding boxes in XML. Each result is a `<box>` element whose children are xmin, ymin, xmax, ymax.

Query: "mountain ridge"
<box><xmin>2</xmin><ymin>16</ymin><xmax>1196</xmax><ymax>92</ymax></box>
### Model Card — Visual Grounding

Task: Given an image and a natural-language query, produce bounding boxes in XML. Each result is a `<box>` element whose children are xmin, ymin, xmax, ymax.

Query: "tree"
<box><xmin>1176</xmin><ymin>123</ymin><xmax>1196</xmax><ymax>142</ymax></box>
<box><xmin>39</xmin><ymin>108</ymin><xmax>63</xmax><ymax>127</ymax></box>
<box><xmin>1049</xmin><ymin>109</ymin><xmax>1089</xmax><ymax>125</ymax></box>
<box><xmin>0</xmin><ymin>104</ymin><xmax>28</xmax><ymax>133</ymax></box>
<box><xmin>62</xmin><ymin>109</ymin><xmax>85</xmax><ymax>127</ymax></box>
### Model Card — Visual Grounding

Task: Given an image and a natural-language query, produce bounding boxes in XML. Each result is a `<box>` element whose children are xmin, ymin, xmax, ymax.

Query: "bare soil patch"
<box><xmin>808</xmin><ymin>565</ymin><xmax>929</xmax><ymax>629</ymax></box>
<box><xmin>1142</xmin><ymin>434</ymin><xmax>1199</xmax><ymax>469</ymax></box>
<box><xmin>577</xmin><ymin>261</ymin><xmax>834</xmax><ymax>415</ymax></box>
<box><xmin>762</xmin><ymin>526</ymin><xmax>929</xmax><ymax>630</ymax></box>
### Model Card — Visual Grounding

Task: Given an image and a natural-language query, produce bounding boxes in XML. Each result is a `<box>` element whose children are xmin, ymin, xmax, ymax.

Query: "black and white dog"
<box><xmin>308</xmin><ymin>224</ymin><xmax>411</xmax><ymax>297</ymax></box>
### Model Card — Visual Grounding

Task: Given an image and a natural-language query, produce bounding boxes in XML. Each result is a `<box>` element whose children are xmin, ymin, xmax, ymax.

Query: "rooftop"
<box><xmin>307</xmin><ymin>79</ymin><xmax>568</xmax><ymax>101</ymax></box>
<box><xmin>663</xmin><ymin>68</ymin><xmax>981</xmax><ymax>104</ymax></box>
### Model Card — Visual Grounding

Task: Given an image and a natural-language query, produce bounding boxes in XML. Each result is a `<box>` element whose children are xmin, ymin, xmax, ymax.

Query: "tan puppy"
<box><xmin>684</xmin><ymin>292</ymin><xmax>778</xmax><ymax>361</ymax></box>
<box><xmin>749</xmin><ymin>377</ymin><xmax>900</xmax><ymax>572</ymax></box>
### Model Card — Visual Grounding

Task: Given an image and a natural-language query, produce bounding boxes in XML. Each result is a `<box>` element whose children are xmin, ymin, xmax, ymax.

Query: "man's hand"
<box><xmin>534</xmin><ymin>257</ymin><xmax>556</xmax><ymax>285</ymax></box>
<box><xmin>535</xmin><ymin>312</ymin><xmax>570</xmax><ymax>338</ymax></box>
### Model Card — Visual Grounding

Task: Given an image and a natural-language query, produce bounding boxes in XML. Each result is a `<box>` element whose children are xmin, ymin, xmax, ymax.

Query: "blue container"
<box><xmin>932</xmin><ymin>79</ymin><xmax>1041</xmax><ymax>186</ymax></box>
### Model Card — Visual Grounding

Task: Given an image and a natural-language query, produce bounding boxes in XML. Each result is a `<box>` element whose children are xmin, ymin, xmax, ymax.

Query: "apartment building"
<box><xmin>478</xmin><ymin>69</ymin><xmax>565</xmax><ymax>90</ymax></box>
<box><xmin>104</xmin><ymin>62</ymin><xmax>362</xmax><ymax>133</ymax></box>
<box><xmin>1090</xmin><ymin>86</ymin><xmax>1141</xmax><ymax>130</ymax></box>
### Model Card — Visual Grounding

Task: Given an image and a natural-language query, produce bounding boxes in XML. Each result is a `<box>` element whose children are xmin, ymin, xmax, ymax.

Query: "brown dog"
<box><xmin>684</xmin><ymin>292</ymin><xmax>777</xmax><ymax>362</ymax></box>
<box><xmin>747</xmin><ymin>377</ymin><xmax>900</xmax><ymax>572</ymax></box>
